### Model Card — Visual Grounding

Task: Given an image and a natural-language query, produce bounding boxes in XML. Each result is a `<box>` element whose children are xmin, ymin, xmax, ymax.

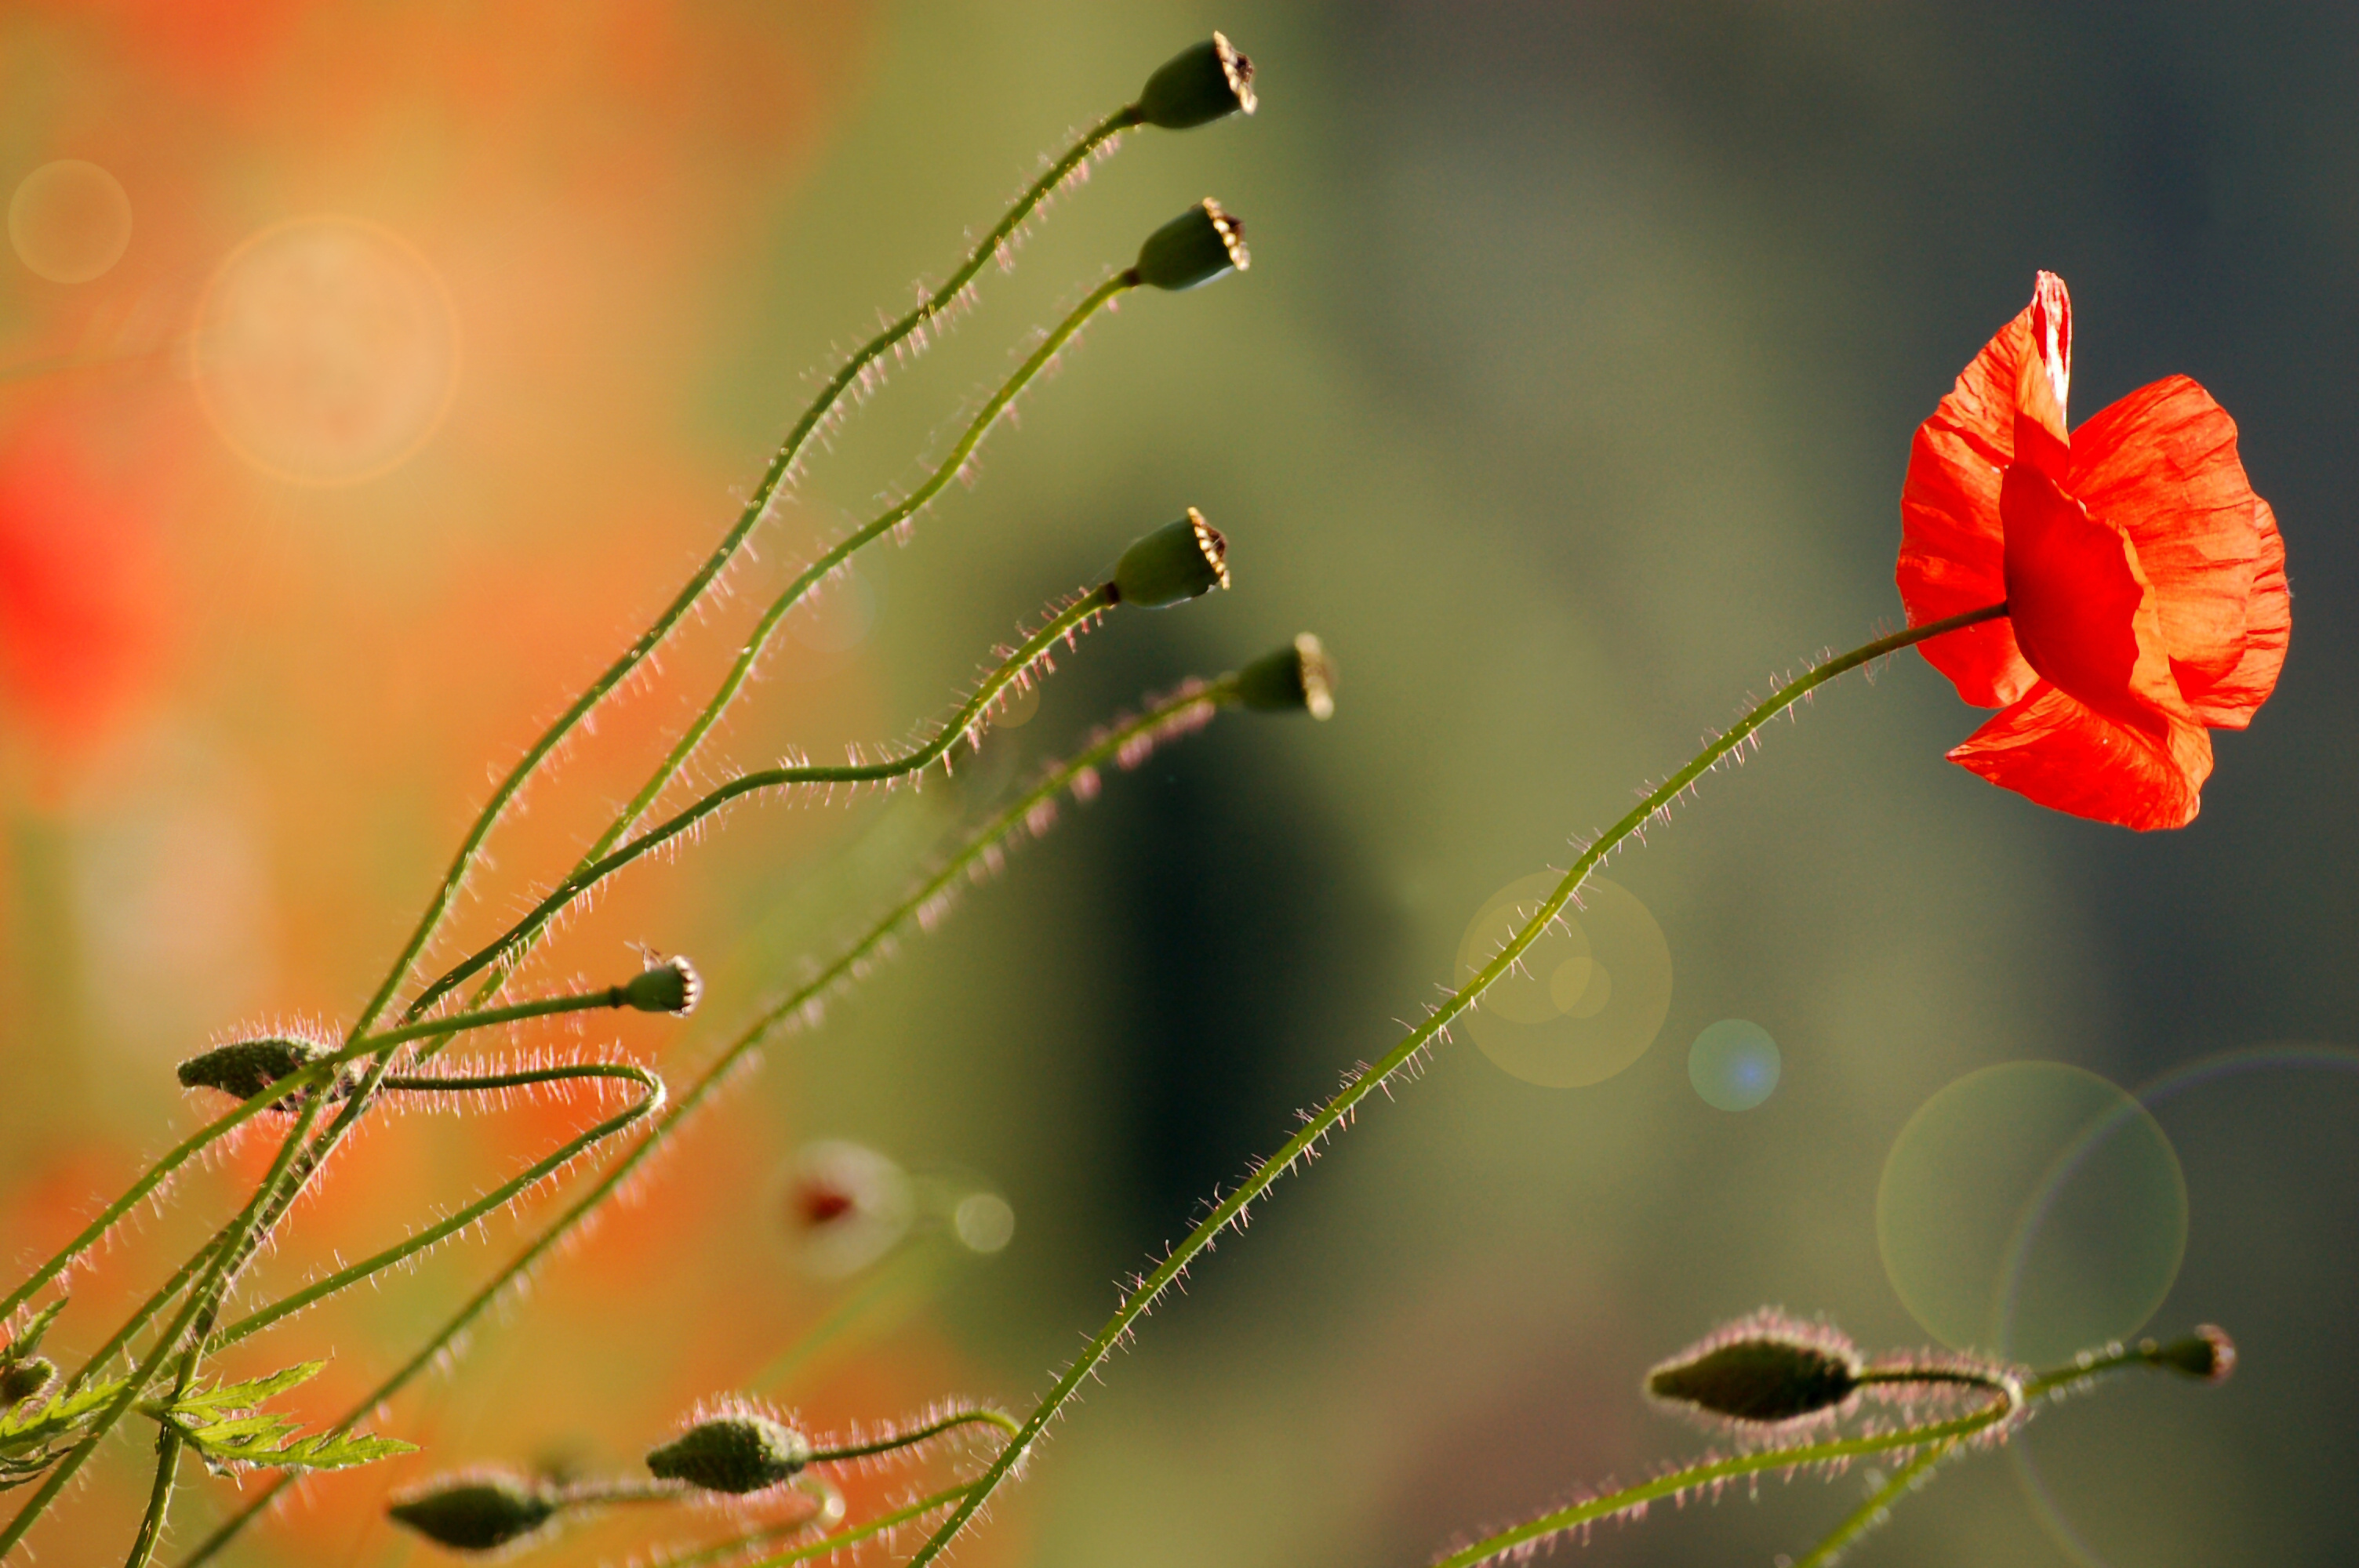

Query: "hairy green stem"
<box><xmin>172</xmin><ymin>678</ymin><xmax>1235</xmax><ymax>1567</ymax></box>
<box><xmin>744</xmin><ymin>1486</ymin><xmax>971</xmax><ymax>1568</ymax></box>
<box><xmin>354</xmin><ymin>104</ymin><xmax>1139</xmax><ymax>1044</ymax></box>
<box><xmin>415</xmin><ymin>583</ymin><xmax>1119</xmax><ymax>1012</ymax></box>
<box><xmin>807</xmin><ymin>1406</ymin><xmax>1021</xmax><ymax>1463</ymax></box>
<box><xmin>901</xmin><ymin>604</ymin><xmax>2011</xmax><ymax>1566</ymax></box>
<box><xmin>1791</xmin><ymin>1440</ymin><xmax>1953</xmax><ymax>1568</ymax></box>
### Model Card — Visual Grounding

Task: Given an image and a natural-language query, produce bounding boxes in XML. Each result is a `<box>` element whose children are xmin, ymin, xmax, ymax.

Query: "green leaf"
<box><xmin>2</xmin><ymin>1300</ymin><xmax>68</xmax><ymax>1367</ymax></box>
<box><xmin>158</xmin><ymin>1360</ymin><xmax>325</xmax><ymax>1419</ymax></box>
<box><xmin>139</xmin><ymin>1360</ymin><xmax>413</xmax><ymax>1473</ymax></box>
<box><xmin>0</xmin><ymin>1377</ymin><xmax>130</xmax><ymax>1455</ymax></box>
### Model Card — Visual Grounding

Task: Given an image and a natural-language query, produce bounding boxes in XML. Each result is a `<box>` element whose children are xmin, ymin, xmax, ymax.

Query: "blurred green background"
<box><xmin>2</xmin><ymin>3</ymin><xmax>2352</xmax><ymax>1565</ymax></box>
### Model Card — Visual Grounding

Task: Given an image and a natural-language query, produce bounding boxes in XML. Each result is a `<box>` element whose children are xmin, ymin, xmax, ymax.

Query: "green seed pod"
<box><xmin>1132</xmin><ymin>199</ymin><xmax>1249</xmax><ymax>292</ymax></box>
<box><xmin>387</xmin><ymin>1473</ymin><xmax>560</xmax><ymax>1554</ymax></box>
<box><xmin>176</xmin><ymin>1037</ymin><xmax>327</xmax><ymax>1107</ymax></box>
<box><xmin>645</xmin><ymin>1411</ymin><xmax>811</xmax><ymax>1494</ymax></box>
<box><xmin>1646</xmin><ymin>1316</ymin><xmax>1863</xmax><ymax>1426</ymax></box>
<box><xmin>1111</xmin><ymin>510</ymin><xmax>1230</xmax><ymax>608</ymax></box>
<box><xmin>2150</xmin><ymin>1325</ymin><xmax>2237</xmax><ymax>1384</ymax></box>
<box><xmin>0</xmin><ymin>1356</ymin><xmax>55</xmax><ymax>1405</ymax></box>
<box><xmin>1234</xmin><ymin>633</ymin><xmax>1336</xmax><ymax>720</ymax></box>
<box><xmin>620</xmin><ymin>955</ymin><xmax>702</xmax><ymax>1017</ymax></box>
<box><xmin>1136</xmin><ymin>33</ymin><xmax>1256</xmax><ymax>129</ymax></box>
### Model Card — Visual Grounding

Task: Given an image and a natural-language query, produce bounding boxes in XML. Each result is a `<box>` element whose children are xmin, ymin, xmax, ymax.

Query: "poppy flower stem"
<box><xmin>896</xmin><ymin>600</ymin><xmax>2013</xmax><ymax>1567</ymax></box>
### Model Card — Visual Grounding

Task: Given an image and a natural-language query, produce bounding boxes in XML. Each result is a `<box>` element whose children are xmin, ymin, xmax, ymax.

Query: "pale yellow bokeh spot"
<box><xmin>1455</xmin><ymin>873</ymin><xmax>1671</xmax><ymax>1087</ymax></box>
<box><xmin>191</xmin><ymin>217</ymin><xmax>461</xmax><ymax>486</ymax></box>
<box><xmin>10</xmin><ymin>161</ymin><xmax>133</xmax><ymax>283</ymax></box>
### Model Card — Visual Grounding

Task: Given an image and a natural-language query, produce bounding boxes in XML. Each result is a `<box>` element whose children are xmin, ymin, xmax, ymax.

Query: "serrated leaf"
<box><xmin>2</xmin><ymin>1300</ymin><xmax>68</xmax><ymax>1366</ymax></box>
<box><xmin>0</xmin><ymin>1377</ymin><xmax>130</xmax><ymax>1454</ymax></box>
<box><xmin>178</xmin><ymin>1413</ymin><xmax>303</xmax><ymax>1450</ymax></box>
<box><xmin>162</xmin><ymin>1360</ymin><xmax>325</xmax><ymax>1418</ymax></box>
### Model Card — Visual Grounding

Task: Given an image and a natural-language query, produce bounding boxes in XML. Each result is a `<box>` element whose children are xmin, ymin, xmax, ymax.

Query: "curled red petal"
<box><xmin>2001</xmin><ymin>452</ymin><xmax>2194</xmax><ymax>737</ymax></box>
<box><xmin>1949</xmin><ymin>681</ymin><xmax>2212</xmax><ymax>831</ymax></box>
<box><xmin>1896</xmin><ymin>279</ymin><xmax>2075</xmax><ymax>708</ymax></box>
<box><xmin>2068</xmin><ymin>376</ymin><xmax>2266</xmax><ymax>688</ymax></box>
<box><xmin>2182</xmin><ymin>497</ymin><xmax>2288</xmax><ymax>728</ymax></box>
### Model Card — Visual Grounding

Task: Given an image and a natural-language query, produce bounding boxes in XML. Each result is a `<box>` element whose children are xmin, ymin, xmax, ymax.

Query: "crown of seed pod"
<box><xmin>1132</xmin><ymin>199</ymin><xmax>1249</xmax><ymax>292</ymax></box>
<box><xmin>2150</xmin><ymin>1325</ymin><xmax>2237</xmax><ymax>1385</ymax></box>
<box><xmin>175</xmin><ymin>1036</ymin><xmax>329</xmax><ymax>1108</ymax></box>
<box><xmin>1111</xmin><ymin>510</ymin><xmax>1230</xmax><ymax>608</ymax></box>
<box><xmin>0</xmin><ymin>1356</ymin><xmax>54</xmax><ymax>1406</ymax></box>
<box><xmin>645</xmin><ymin>1410</ymin><xmax>811</xmax><ymax>1494</ymax></box>
<box><xmin>387</xmin><ymin>1472</ymin><xmax>561</xmax><ymax>1554</ymax></box>
<box><xmin>620</xmin><ymin>954</ymin><xmax>702</xmax><ymax>1017</ymax></box>
<box><xmin>1136</xmin><ymin>32</ymin><xmax>1256</xmax><ymax>129</ymax></box>
<box><xmin>1645</xmin><ymin>1311</ymin><xmax>1864</xmax><ymax>1428</ymax></box>
<box><xmin>1234</xmin><ymin>633</ymin><xmax>1336</xmax><ymax>719</ymax></box>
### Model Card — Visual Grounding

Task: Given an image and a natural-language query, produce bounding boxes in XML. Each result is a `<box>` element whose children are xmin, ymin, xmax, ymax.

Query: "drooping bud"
<box><xmin>1646</xmin><ymin>1312</ymin><xmax>1863</xmax><ymax>1427</ymax></box>
<box><xmin>0</xmin><ymin>1356</ymin><xmax>55</xmax><ymax>1405</ymax></box>
<box><xmin>1132</xmin><ymin>199</ymin><xmax>1249</xmax><ymax>292</ymax></box>
<box><xmin>1136</xmin><ymin>33</ymin><xmax>1256</xmax><ymax>129</ymax></box>
<box><xmin>645</xmin><ymin>1411</ymin><xmax>811</xmax><ymax>1494</ymax></box>
<box><xmin>2150</xmin><ymin>1325</ymin><xmax>2236</xmax><ymax>1385</ymax></box>
<box><xmin>387</xmin><ymin>1472</ymin><xmax>561</xmax><ymax>1554</ymax></box>
<box><xmin>1111</xmin><ymin>510</ymin><xmax>1230</xmax><ymax>608</ymax></box>
<box><xmin>620</xmin><ymin>954</ymin><xmax>702</xmax><ymax>1017</ymax></box>
<box><xmin>1234</xmin><ymin>633</ymin><xmax>1336</xmax><ymax>720</ymax></box>
<box><xmin>176</xmin><ymin>1037</ymin><xmax>329</xmax><ymax>1108</ymax></box>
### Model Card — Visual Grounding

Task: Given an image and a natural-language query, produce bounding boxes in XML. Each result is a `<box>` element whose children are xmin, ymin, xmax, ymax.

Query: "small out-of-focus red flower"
<box><xmin>1899</xmin><ymin>272</ymin><xmax>2290</xmax><ymax>829</ymax></box>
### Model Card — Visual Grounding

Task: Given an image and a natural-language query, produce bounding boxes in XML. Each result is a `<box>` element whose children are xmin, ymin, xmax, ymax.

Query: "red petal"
<box><xmin>1896</xmin><ymin>275</ymin><xmax>2074</xmax><ymax>708</ymax></box>
<box><xmin>2183</xmin><ymin>497</ymin><xmax>2288</xmax><ymax>728</ymax></box>
<box><xmin>2068</xmin><ymin>376</ymin><xmax>2266</xmax><ymax>688</ymax></box>
<box><xmin>1949</xmin><ymin>681</ymin><xmax>2213</xmax><ymax>830</ymax></box>
<box><xmin>2001</xmin><ymin>454</ymin><xmax>2194</xmax><ymax>736</ymax></box>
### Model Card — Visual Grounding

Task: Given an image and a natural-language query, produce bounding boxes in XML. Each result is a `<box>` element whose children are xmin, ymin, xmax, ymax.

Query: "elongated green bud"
<box><xmin>620</xmin><ymin>955</ymin><xmax>702</xmax><ymax>1016</ymax></box>
<box><xmin>388</xmin><ymin>1473</ymin><xmax>560</xmax><ymax>1554</ymax></box>
<box><xmin>1132</xmin><ymin>199</ymin><xmax>1248</xmax><ymax>291</ymax></box>
<box><xmin>2150</xmin><ymin>1325</ymin><xmax>2236</xmax><ymax>1384</ymax></box>
<box><xmin>176</xmin><ymin>1037</ymin><xmax>328</xmax><ymax>1107</ymax></box>
<box><xmin>1234</xmin><ymin>633</ymin><xmax>1336</xmax><ymax>719</ymax></box>
<box><xmin>646</xmin><ymin>1411</ymin><xmax>810</xmax><ymax>1494</ymax></box>
<box><xmin>1136</xmin><ymin>33</ymin><xmax>1256</xmax><ymax>129</ymax></box>
<box><xmin>1111</xmin><ymin>510</ymin><xmax>1230</xmax><ymax>608</ymax></box>
<box><xmin>0</xmin><ymin>1356</ymin><xmax>54</xmax><ymax>1405</ymax></box>
<box><xmin>1646</xmin><ymin>1312</ymin><xmax>1863</xmax><ymax>1427</ymax></box>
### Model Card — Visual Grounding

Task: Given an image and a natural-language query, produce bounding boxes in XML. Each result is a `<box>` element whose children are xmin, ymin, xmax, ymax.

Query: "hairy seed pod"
<box><xmin>1136</xmin><ymin>33</ymin><xmax>1256</xmax><ymax>129</ymax></box>
<box><xmin>645</xmin><ymin>1412</ymin><xmax>811</xmax><ymax>1494</ymax></box>
<box><xmin>1111</xmin><ymin>510</ymin><xmax>1230</xmax><ymax>608</ymax></box>
<box><xmin>387</xmin><ymin>1473</ymin><xmax>560</xmax><ymax>1553</ymax></box>
<box><xmin>2151</xmin><ymin>1325</ymin><xmax>2237</xmax><ymax>1384</ymax></box>
<box><xmin>1647</xmin><ymin>1315</ymin><xmax>1863</xmax><ymax>1426</ymax></box>
<box><xmin>621</xmin><ymin>955</ymin><xmax>702</xmax><ymax>1017</ymax></box>
<box><xmin>1235</xmin><ymin>633</ymin><xmax>1336</xmax><ymax>719</ymax></box>
<box><xmin>0</xmin><ymin>1356</ymin><xmax>55</xmax><ymax>1405</ymax></box>
<box><xmin>176</xmin><ymin>1037</ymin><xmax>328</xmax><ymax>1107</ymax></box>
<box><xmin>1132</xmin><ymin>199</ymin><xmax>1249</xmax><ymax>292</ymax></box>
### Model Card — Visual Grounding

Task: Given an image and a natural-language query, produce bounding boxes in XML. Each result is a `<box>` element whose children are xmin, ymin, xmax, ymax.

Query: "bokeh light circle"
<box><xmin>952</xmin><ymin>1192</ymin><xmax>1016</xmax><ymax>1254</ymax></box>
<box><xmin>1876</xmin><ymin>1062</ymin><xmax>2186</xmax><ymax>1365</ymax></box>
<box><xmin>1455</xmin><ymin>873</ymin><xmax>1672</xmax><ymax>1087</ymax></box>
<box><xmin>9</xmin><ymin>161</ymin><xmax>133</xmax><ymax>283</ymax></box>
<box><xmin>191</xmin><ymin>216</ymin><xmax>461</xmax><ymax>485</ymax></box>
<box><xmin>1688</xmin><ymin>1019</ymin><xmax>1780</xmax><ymax>1111</ymax></box>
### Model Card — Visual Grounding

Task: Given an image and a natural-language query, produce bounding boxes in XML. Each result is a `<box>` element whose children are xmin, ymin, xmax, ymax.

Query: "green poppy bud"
<box><xmin>1132</xmin><ymin>199</ymin><xmax>1248</xmax><ymax>292</ymax></box>
<box><xmin>0</xmin><ymin>1356</ymin><xmax>55</xmax><ymax>1405</ymax></box>
<box><xmin>645</xmin><ymin>1411</ymin><xmax>811</xmax><ymax>1494</ymax></box>
<box><xmin>1646</xmin><ymin>1315</ymin><xmax>1863</xmax><ymax>1426</ymax></box>
<box><xmin>1136</xmin><ymin>33</ymin><xmax>1256</xmax><ymax>129</ymax></box>
<box><xmin>1111</xmin><ymin>510</ymin><xmax>1230</xmax><ymax>608</ymax></box>
<box><xmin>388</xmin><ymin>1472</ymin><xmax>560</xmax><ymax>1554</ymax></box>
<box><xmin>1234</xmin><ymin>633</ymin><xmax>1336</xmax><ymax>720</ymax></box>
<box><xmin>2150</xmin><ymin>1325</ymin><xmax>2236</xmax><ymax>1385</ymax></box>
<box><xmin>620</xmin><ymin>955</ymin><xmax>702</xmax><ymax>1017</ymax></box>
<box><xmin>176</xmin><ymin>1037</ymin><xmax>328</xmax><ymax>1107</ymax></box>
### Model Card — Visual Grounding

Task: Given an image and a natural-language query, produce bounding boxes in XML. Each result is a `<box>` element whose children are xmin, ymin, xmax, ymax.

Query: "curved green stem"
<box><xmin>170</xmin><ymin>678</ymin><xmax>1236</xmax><ymax>1568</ymax></box>
<box><xmin>205</xmin><ymin>1062</ymin><xmax>664</xmax><ymax>1352</ymax></box>
<box><xmin>351</xmin><ymin>104</ymin><xmax>1140</xmax><ymax>1044</ymax></box>
<box><xmin>743</xmin><ymin>1486</ymin><xmax>971</xmax><ymax>1568</ymax></box>
<box><xmin>808</xmin><ymin>1407</ymin><xmax>1020</xmax><ymax>1464</ymax></box>
<box><xmin>900</xmin><ymin>604</ymin><xmax>2011</xmax><ymax>1566</ymax></box>
<box><xmin>634</xmin><ymin>1477</ymin><xmax>844</xmax><ymax>1568</ymax></box>
<box><xmin>1437</xmin><ymin>1338</ymin><xmax>2169</xmax><ymax>1568</ymax></box>
<box><xmin>414</xmin><ymin>583</ymin><xmax>1119</xmax><ymax>1013</ymax></box>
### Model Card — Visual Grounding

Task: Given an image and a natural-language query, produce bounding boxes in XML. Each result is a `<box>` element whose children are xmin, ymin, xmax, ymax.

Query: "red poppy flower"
<box><xmin>1897</xmin><ymin>272</ymin><xmax>2289</xmax><ymax>829</ymax></box>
